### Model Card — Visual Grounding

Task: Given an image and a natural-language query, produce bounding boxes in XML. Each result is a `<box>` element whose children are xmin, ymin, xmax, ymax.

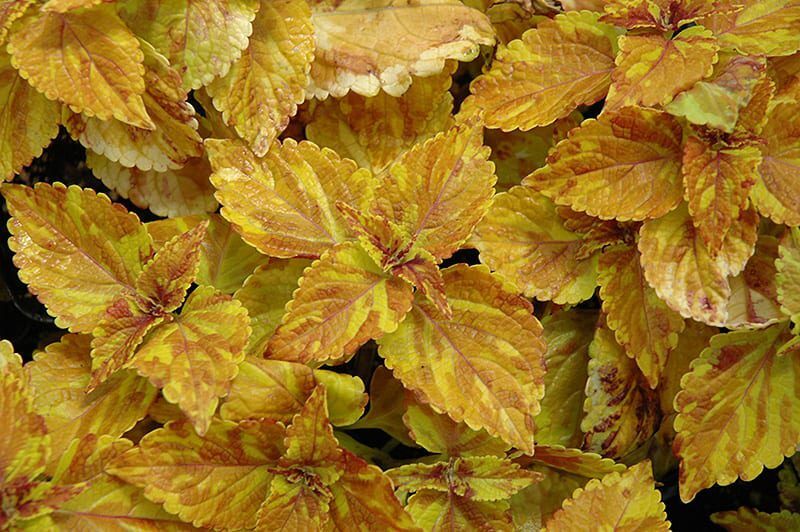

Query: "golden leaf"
<box><xmin>543</xmin><ymin>461</ymin><xmax>669</xmax><ymax>531</ymax></box>
<box><xmin>471</xmin><ymin>186</ymin><xmax>599</xmax><ymax>304</ymax></box>
<box><xmin>8</xmin><ymin>5</ymin><xmax>152</xmax><ymax>128</ymax></box>
<box><xmin>464</xmin><ymin>11</ymin><xmax>618</xmax><ymax>131</ymax></box>
<box><xmin>208</xmin><ymin>138</ymin><xmax>376</xmax><ymax>259</ymax></box>
<box><xmin>267</xmin><ymin>242</ymin><xmax>414</xmax><ymax>364</ymax></box>
<box><xmin>406</xmin><ymin>490</ymin><xmax>513</xmax><ymax>531</ymax></box>
<box><xmin>701</xmin><ymin>0</ymin><xmax>800</xmax><ymax>57</ymax></box>
<box><xmin>119</xmin><ymin>0</ymin><xmax>259</xmax><ymax>90</ymax></box>
<box><xmin>1</xmin><ymin>183</ymin><xmax>153</xmax><ymax>333</ymax></box>
<box><xmin>108</xmin><ymin>418</ymin><xmax>285</xmax><ymax>530</ymax></box>
<box><xmin>307</xmin><ymin>0</ymin><xmax>494</xmax><ymax>98</ymax></box>
<box><xmin>207</xmin><ymin>0</ymin><xmax>314</xmax><ymax>157</ymax></box>
<box><xmin>379</xmin><ymin>264</ymin><xmax>546</xmax><ymax>453</ymax></box>
<box><xmin>0</xmin><ymin>1</ymin><xmax>34</xmax><ymax>45</ymax></box>
<box><xmin>606</xmin><ymin>26</ymin><xmax>719</xmax><ymax>111</ymax></box>
<box><xmin>598</xmin><ymin>244</ymin><xmax>685</xmax><ymax>388</ymax></box>
<box><xmin>638</xmin><ymin>203</ymin><xmax>759</xmax><ymax>326</ymax></box>
<box><xmin>674</xmin><ymin>324</ymin><xmax>800</xmax><ymax>502</ymax></box>
<box><xmin>255</xmin><ymin>475</ymin><xmax>328</xmax><ymax>531</ymax></box>
<box><xmin>306</xmin><ymin>68</ymin><xmax>454</xmax><ymax>173</ymax></box>
<box><xmin>373</xmin><ymin>117</ymin><xmax>496</xmax><ymax>261</ymax></box>
<box><xmin>712</xmin><ymin>508</ymin><xmax>800</xmax><ymax>531</ymax></box>
<box><xmin>581</xmin><ymin>319</ymin><xmax>660</xmax><ymax>459</ymax></box>
<box><xmin>132</xmin><ymin>286</ymin><xmax>250</xmax><ymax>435</ymax></box>
<box><xmin>87</xmin><ymin>152</ymin><xmax>218</xmax><ymax>218</ymax></box>
<box><xmin>778</xmin><ymin>228</ymin><xmax>800</xmax><ymax>330</ymax></box>
<box><xmin>726</xmin><ymin>235</ymin><xmax>783</xmax><ymax>329</ymax></box>
<box><xmin>658</xmin><ymin>320</ymin><xmax>718</xmax><ymax>416</ymax></box>
<box><xmin>0</xmin><ymin>49</ymin><xmax>60</xmax><ymax>181</ymax></box>
<box><xmin>348</xmin><ymin>366</ymin><xmax>417</xmax><ymax>447</ymax></box>
<box><xmin>525</xmin><ymin>106</ymin><xmax>684</xmax><ymax>221</ymax></box>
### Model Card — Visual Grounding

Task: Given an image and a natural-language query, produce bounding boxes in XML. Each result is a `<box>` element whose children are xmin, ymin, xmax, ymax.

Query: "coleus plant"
<box><xmin>1</xmin><ymin>0</ymin><xmax>800</xmax><ymax>531</ymax></box>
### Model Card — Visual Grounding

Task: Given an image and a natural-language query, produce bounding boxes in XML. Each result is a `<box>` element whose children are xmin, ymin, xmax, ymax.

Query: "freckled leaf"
<box><xmin>471</xmin><ymin>186</ymin><xmax>600</xmax><ymax>305</ymax></box>
<box><xmin>207</xmin><ymin>0</ymin><xmax>314</xmax><ymax>157</ymax></box>
<box><xmin>267</xmin><ymin>242</ymin><xmax>414</xmax><ymax>364</ymax></box>
<box><xmin>525</xmin><ymin>106</ymin><xmax>684</xmax><ymax>222</ymax></box>
<box><xmin>464</xmin><ymin>11</ymin><xmax>618</xmax><ymax>131</ymax></box>
<box><xmin>379</xmin><ymin>264</ymin><xmax>546</xmax><ymax>454</ymax></box>
<box><xmin>1</xmin><ymin>183</ymin><xmax>153</xmax><ymax>333</ymax></box>
<box><xmin>119</xmin><ymin>0</ymin><xmax>259</xmax><ymax>90</ymax></box>
<box><xmin>208</xmin><ymin>138</ymin><xmax>376</xmax><ymax>259</ymax></box>
<box><xmin>131</xmin><ymin>286</ymin><xmax>250</xmax><ymax>435</ymax></box>
<box><xmin>7</xmin><ymin>5</ymin><xmax>152</xmax><ymax>128</ymax></box>
<box><xmin>307</xmin><ymin>0</ymin><xmax>493</xmax><ymax>98</ymax></box>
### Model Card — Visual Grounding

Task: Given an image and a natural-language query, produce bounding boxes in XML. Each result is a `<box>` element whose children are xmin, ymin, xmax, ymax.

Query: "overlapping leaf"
<box><xmin>701</xmin><ymin>0</ymin><xmax>800</xmax><ymax>57</ymax></box>
<box><xmin>778</xmin><ymin>228</ymin><xmax>800</xmax><ymax>330</ymax></box>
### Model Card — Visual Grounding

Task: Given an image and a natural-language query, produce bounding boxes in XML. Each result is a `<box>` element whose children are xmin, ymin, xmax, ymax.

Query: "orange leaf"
<box><xmin>525</xmin><ymin>107</ymin><xmax>684</xmax><ymax>221</ymax></box>
<box><xmin>701</xmin><ymin>0</ymin><xmax>800</xmax><ymax>57</ymax></box>
<box><xmin>281</xmin><ymin>386</ymin><xmax>342</xmax><ymax>479</ymax></box>
<box><xmin>406</xmin><ymin>490</ymin><xmax>512</xmax><ymax>531</ymax></box>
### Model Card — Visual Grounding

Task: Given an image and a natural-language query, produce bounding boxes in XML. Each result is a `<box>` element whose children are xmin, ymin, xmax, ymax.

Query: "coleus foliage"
<box><xmin>1</xmin><ymin>0</ymin><xmax>800</xmax><ymax>530</ymax></box>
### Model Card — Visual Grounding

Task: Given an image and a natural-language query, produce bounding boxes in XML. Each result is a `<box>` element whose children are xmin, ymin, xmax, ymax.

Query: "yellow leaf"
<box><xmin>536</xmin><ymin>311</ymin><xmax>596</xmax><ymax>448</ymax></box>
<box><xmin>0</xmin><ymin>1</ymin><xmax>34</xmax><ymax>46</ymax></box>
<box><xmin>47</xmin><ymin>435</ymin><xmax>191</xmax><ymax>531</ymax></box>
<box><xmin>751</xmin><ymin>94</ymin><xmax>800</xmax><ymax>226</ymax></box>
<box><xmin>108</xmin><ymin>418</ymin><xmax>284</xmax><ymax>530</ymax></box>
<box><xmin>683</xmin><ymin>135</ymin><xmax>761</xmax><ymax>256</ymax></box>
<box><xmin>658</xmin><ymin>320</ymin><xmax>717</xmax><ymax>416</ymax></box>
<box><xmin>712</xmin><ymin>508</ymin><xmax>800</xmax><ymax>531</ymax></box>
<box><xmin>379</xmin><ymin>264</ymin><xmax>546</xmax><ymax>454</ymax></box>
<box><xmin>27</xmin><ymin>334</ymin><xmax>156</xmax><ymax>468</ymax></box>
<box><xmin>403</xmin><ymin>395</ymin><xmax>509</xmax><ymax>457</ymax></box>
<box><xmin>525</xmin><ymin>106</ymin><xmax>684</xmax><ymax>221</ymax></box>
<box><xmin>392</xmin><ymin>249</ymin><xmax>451</xmax><ymax>318</ymax></box>
<box><xmin>148</xmin><ymin>214</ymin><xmax>268</xmax><ymax>294</ymax></box>
<box><xmin>222</xmin><ymin>357</ymin><xmax>366</xmax><ymax>426</ymax></box>
<box><xmin>638</xmin><ymin>203</ymin><xmax>759</xmax><ymax>326</ymax></box>
<box><xmin>7</xmin><ymin>5</ymin><xmax>152</xmax><ymax>128</ymax></box>
<box><xmin>581</xmin><ymin>319</ymin><xmax>660</xmax><ymax>459</ymax></box>
<box><xmin>348</xmin><ymin>366</ymin><xmax>417</xmax><ymax>447</ymax></box>
<box><xmin>254</xmin><ymin>475</ymin><xmax>328</xmax><ymax>531</ymax></box>
<box><xmin>307</xmin><ymin>0</ymin><xmax>493</xmax><ymax>98</ymax></box>
<box><xmin>0</xmin><ymin>49</ymin><xmax>60</xmax><ymax>181</ymax></box>
<box><xmin>234</xmin><ymin>258</ymin><xmax>309</xmax><ymax>355</ymax></box>
<box><xmin>674</xmin><ymin>324</ymin><xmax>800</xmax><ymax>502</ymax></box>
<box><xmin>1</xmin><ymin>183</ymin><xmax>153</xmax><ymax>333</ymax></box>
<box><xmin>406</xmin><ymin>490</ymin><xmax>512</xmax><ymax>531</ymax></box>
<box><xmin>208</xmin><ymin>138</ymin><xmax>376</xmax><ymax>258</ymax></box>
<box><xmin>543</xmin><ymin>461</ymin><xmax>669</xmax><ymax>531</ymax></box>
<box><xmin>606</xmin><ymin>26</ymin><xmax>719</xmax><ymax>111</ymax></box>
<box><xmin>65</xmin><ymin>40</ymin><xmax>202</xmax><ymax>172</ymax></box>
<box><xmin>132</xmin><ymin>286</ymin><xmax>250</xmax><ymax>435</ymax></box>
<box><xmin>373</xmin><ymin>117</ymin><xmax>496</xmax><ymax>261</ymax></box>
<box><xmin>471</xmin><ymin>186</ymin><xmax>599</xmax><ymax>304</ymax></box>
<box><xmin>207</xmin><ymin>0</ymin><xmax>313</xmax><ymax>157</ymax></box>
<box><xmin>306</xmin><ymin>68</ymin><xmax>454</xmax><ymax>173</ymax></box>
<box><xmin>87</xmin><ymin>152</ymin><xmax>218</xmax><ymax>218</ymax></box>
<box><xmin>598</xmin><ymin>244</ymin><xmax>686</xmax><ymax>388</ymax></box>
<box><xmin>778</xmin><ymin>228</ymin><xmax>800</xmax><ymax>330</ymax></box>
<box><xmin>727</xmin><ymin>235</ymin><xmax>783</xmax><ymax>329</ymax></box>
<box><xmin>119</xmin><ymin>0</ymin><xmax>259</xmax><ymax>90</ymax></box>
<box><xmin>701</xmin><ymin>0</ymin><xmax>800</xmax><ymax>57</ymax></box>
<box><xmin>601</xmin><ymin>0</ymin><xmax>719</xmax><ymax>29</ymax></box>
<box><xmin>464</xmin><ymin>11</ymin><xmax>618</xmax><ymax>131</ymax></box>
<box><xmin>0</xmin><ymin>339</ymin><xmax>22</xmax><ymax>375</ymax></box>
<box><xmin>267</xmin><ymin>242</ymin><xmax>414</xmax><ymax>364</ymax></box>
<box><xmin>42</xmin><ymin>0</ymin><xmax>112</xmax><ymax>11</ymax></box>
<box><xmin>666</xmin><ymin>54</ymin><xmax>767</xmax><ymax>133</ymax></box>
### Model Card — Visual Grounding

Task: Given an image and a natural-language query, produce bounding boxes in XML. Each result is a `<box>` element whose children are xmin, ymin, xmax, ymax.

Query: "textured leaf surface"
<box><xmin>87</xmin><ymin>152</ymin><xmax>217</xmax><ymax>218</ymax></box>
<box><xmin>119</xmin><ymin>0</ymin><xmax>259</xmax><ymax>90</ymax></box>
<box><xmin>778</xmin><ymin>228</ymin><xmax>800</xmax><ymax>330</ymax></box>
<box><xmin>726</xmin><ymin>235</ymin><xmax>782</xmax><ymax>329</ymax></box>
<box><xmin>379</xmin><ymin>264</ymin><xmax>546</xmax><ymax>453</ymax></box>
<box><xmin>207</xmin><ymin>0</ymin><xmax>314</xmax><ymax>156</ymax></box>
<box><xmin>543</xmin><ymin>461</ymin><xmax>669</xmax><ymax>531</ymax></box>
<box><xmin>465</xmin><ymin>11</ymin><xmax>618</xmax><ymax>131</ymax></box>
<box><xmin>581</xmin><ymin>320</ymin><xmax>660</xmax><ymax>459</ymax></box>
<box><xmin>2</xmin><ymin>183</ymin><xmax>152</xmax><ymax>333</ymax></box>
<box><xmin>606</xmin><ymin>27</ymin><xmax>719</xmax><ymax>110</ymax></box>
<box><xmin>525</xmin><ymin>106</ymin><xmax>684</xmax><ymax>221</ymax></box>
<box><xmin>406</xmin><ymin>490</ymin><xmax>512</xmax><ymax>531</ymax></box>
<box><xmin>471</xmin><ymin>186</ymin><xmax>599</xmax><ymax>304</ymax></box>
<box><xmin>307</xmin><ymin>0</ymin><xmax>494</xmax><ymax>98</ymax></box>
<box><xmin>674</xmin><ymin>325</ymin><xmax>800</xmax><ymax>502</ymax></box>
<box><xmin>373</xmin><ymin>118</ymin><xmax>496</xmax><ymax>261</ymax></box>
<box><xmin>109</xmin><ymin>418</ymin><xmax>284</xmax><ymax>530</ymax></box>
<box><xmin>712</xmin><ymin>508</ymin><xmax>800</xmax><ymax>531</ymax></box>
<box><xmin>209</xmin><ymin>138</ymin><xmax>376</xmax><ymax>258</ymax></box>
<box><xmin>638</xmin><ymin>204</ymin><xmax>759</xmax><ymax>326</ymax></box>
<box><xmin>307</xmin><ymin>68</ymin><xmax>454</xmax><ymax>172</ymax></box>
<box><xmin>8</xmin><ymin>5</ymin><xmax>152</xmax><ymax>128</ymax></box>
<box><xmin>0</xmin><ymin>1</ymin><xmax>33</xmax><ymax>45</ymax></box>
<box><xmin>0</xmin><ymin>50</ymin><xmax>60</xmax><ymax>181</ymax></box>
<box><xmin>267</xmin><ymin>242</ymin><xmax>413</xmax><ymax>364</ymax></box>
<box><xmin>27</xmin><ymin>334</ymin><xmax>155</xmax><ymax>465</ymax></box>
<box><xmin>658</xmin><ymin>320</ymin><xmax>718</xmax><ymax>416</ymax></box>
<box><xmin>701</xmin><ymin>0</ymin><xmax>800</xmax><ymax>56</ymax></box>
<box><xmin>598</xmin><ymin>244</ymin><xmax>685</xmax><ymax>388</ymax></box>
<box><xmin>132</xmin><ymin>286</ymin><xmax>250</xmax><ymax>435</ymax></box>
